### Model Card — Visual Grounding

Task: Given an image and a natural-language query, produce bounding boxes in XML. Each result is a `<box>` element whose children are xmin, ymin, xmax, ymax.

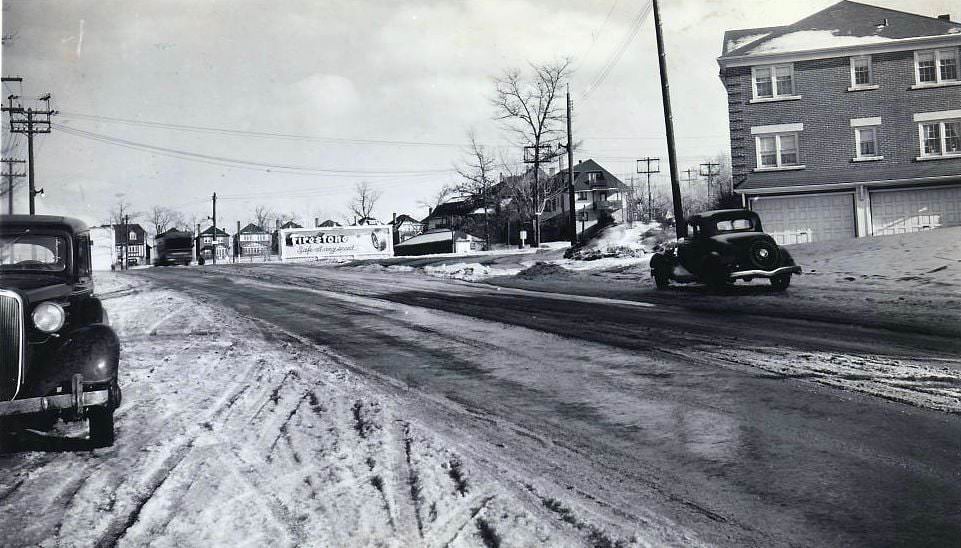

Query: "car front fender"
<box><xmin>22</xmin><ymin>324</ymin><xmax>120</xmax><ymax>398</ymax></box>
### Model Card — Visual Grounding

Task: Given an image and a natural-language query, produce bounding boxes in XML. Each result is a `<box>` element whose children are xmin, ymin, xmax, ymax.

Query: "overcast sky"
<box><xmin>2</xmin><ymin>0</ymin><xmax>958</xmax><ymax>230</ymax></box>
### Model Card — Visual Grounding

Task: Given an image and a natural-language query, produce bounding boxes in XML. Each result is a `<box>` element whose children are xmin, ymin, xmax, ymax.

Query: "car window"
<box><xmin>0</xmin><ymin>234</ymin><xmax>69</xmax><ymax>272</ymax></box>
<box><xmin>716</xmin><ymin>218</ymin><xmax>754</xmax><ymax>232</ymax></box>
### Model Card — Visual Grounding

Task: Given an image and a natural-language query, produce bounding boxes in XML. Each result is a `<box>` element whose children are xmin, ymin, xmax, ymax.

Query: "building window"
<box><xmin>916</xmin><ymin>49</ymin><xmax>960</xmax><ymax>85</ymax></box>
<box><xmin>855</xmin><ymin>127</ymin><xmax>880</xmax><ymax>159</ymax></box>
<box><xmin>755</xmin><ymin>133</ymin><xmax>801</xmax><ymax>169</ymax></box>
<box><xmin>752</xmin><ymin>64</ymin><xmax>794</xmax><ymax>99</ymax></box>
<box><xmin>576</xmin><ymin>191</ymin><xmax>591</xmax><ymax>201</ymax></box>
<box><xmin>850</xmin><ymin>56</ymin><xmax>873</xmax><ymax>87</ymax></box>
<box><xmin>586</xmin><ymin>172</ymin><xmax>601</xmax><ymax>183</ymax></box>
<box><xmin>919</xmin><ymin>119</ymin><xmax>961</xmax><ymax>157</ymax></box>
<box><xmin>128</xmin><ymin>231</ymin><xmax>137</xmax><ymax>241</ymax></box>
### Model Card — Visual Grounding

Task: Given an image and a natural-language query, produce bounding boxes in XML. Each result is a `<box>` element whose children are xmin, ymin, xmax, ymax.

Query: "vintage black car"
<box><xmin>650</xmin><ymin>209</ymin><xmax>801</xmax><ymax>291</ymax></box>
<box><xmin>0</xmin><ymin>215</ymin><xmax>121</xmax><ymax>447</ymax></box>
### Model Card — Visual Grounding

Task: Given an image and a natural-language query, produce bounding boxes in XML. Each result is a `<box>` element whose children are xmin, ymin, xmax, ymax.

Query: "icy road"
<box><xmin>3</xmin><ymin>264</ymin><xmax>960</xmax><ymax>547</ymax></box>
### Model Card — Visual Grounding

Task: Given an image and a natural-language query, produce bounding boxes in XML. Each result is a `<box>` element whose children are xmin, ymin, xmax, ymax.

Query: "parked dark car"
<box><xmin>650</xmin><ymin>209</ymin><xmax>801</xmax><ymax>291</ymax></box>
<box><xmin>0</xmin><ymin>215</ymin><xmax>121</xmax><ymax>447</ymax></box>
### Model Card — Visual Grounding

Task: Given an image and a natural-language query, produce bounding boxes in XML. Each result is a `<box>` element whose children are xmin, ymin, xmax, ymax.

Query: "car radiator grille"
<box><xmin>0</xmin><ymin>290</ymin><xmax>24</xmax><ymax>401</ymax></box>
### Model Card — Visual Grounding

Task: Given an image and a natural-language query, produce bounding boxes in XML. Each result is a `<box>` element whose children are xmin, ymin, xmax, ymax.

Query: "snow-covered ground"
<box><xmin>0</xmin><ymin>273</ymin><xmax>614</xmax><ymax>547</ymax></box>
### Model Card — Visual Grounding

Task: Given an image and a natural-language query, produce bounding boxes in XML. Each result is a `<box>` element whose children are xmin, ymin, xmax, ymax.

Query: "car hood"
<box><xmin>712</xmin><ymin>232</ymin><xmax>774</xmax><ymax>247</ymax></box>
<box><xmin>0</xmin><ymin>275</ymin><xmax>72</xmax><ymax>304</ymax></box>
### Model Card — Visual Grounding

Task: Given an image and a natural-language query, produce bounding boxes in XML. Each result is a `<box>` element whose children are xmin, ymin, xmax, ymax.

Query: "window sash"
<box><xmin>945</xmin><ymin>122</ymin><xmax>961</xmax><ymax>153</ymax></box>
<box><xmin>856</xmin><ymin>128</ymin><xmax>877</xmax><ymax>157</ymax></box>
<box><xmin>851</xmin><ymin>56</ymin><xmax>872</xmax><ymax>86</ymax></box>
<box><xmin>917</xmin><ymin>49</ymin><xmax>960</xmax><ymax>84</ymax></box>
<box><xmin>752</xmin><ymin>64</ymin><xmax>793</xmax><ymax>98</ymax></box>
<box><xmin>940</xmin><ymin>49</ymin><xmax>959</xmax><ymax>81</ymax></box>
<box><xmin>756</xmin><ymin>133</ymin><xmax>800</xmax><ymax>168</ymax></box>
<box><xmin>779</xmin><ymin>134</ymin><xmax>798</xmax><ymax>165</ymax></box>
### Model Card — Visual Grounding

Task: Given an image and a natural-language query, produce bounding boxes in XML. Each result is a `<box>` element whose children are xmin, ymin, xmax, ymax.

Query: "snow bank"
<box><xmin>423</xmin><ymin>262</ymin><xmax>524</xmax><ymax>281</ymax></box>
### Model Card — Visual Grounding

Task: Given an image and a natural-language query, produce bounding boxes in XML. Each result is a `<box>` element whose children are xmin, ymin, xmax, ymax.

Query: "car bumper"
<box><xmin>729</xmin><ymin>265</ymin><xmax>802</xmax><ymax>280</ymax></box>
<box><xmin>0</xmin><ymin>375</ymin><xmax>109</xmax><ymax>417</ymax></box>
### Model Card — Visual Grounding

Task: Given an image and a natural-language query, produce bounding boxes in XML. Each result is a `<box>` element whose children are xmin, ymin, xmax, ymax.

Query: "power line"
<box><xmin>58</xmin><ymin>111</ymin><xmax>480</xmax><ymax>149</ymax></box>
<box><xmin>582</xmin><ymin>1</ymin><xmax>653</xmax><ymax>100</ymax></box>
<box><xmin>52</xmin><ymin>123</ymin><xmax>458</xmax><ymax>177</ymax></box>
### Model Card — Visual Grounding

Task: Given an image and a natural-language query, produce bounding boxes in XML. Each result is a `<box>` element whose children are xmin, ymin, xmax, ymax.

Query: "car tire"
<box><xmin>88</xmin><ymin>406</ymin><xmax>115</xmax><ymax>447</ymax></box>
<box><xmin>770</xmin><ymin>274</ymin><xmax>792</xmax><ymax>291</ymax></box>
<box><xmin>652</xmin><ymin>268</ymin><xmax>670</xmax><ymax>289</ymax></box>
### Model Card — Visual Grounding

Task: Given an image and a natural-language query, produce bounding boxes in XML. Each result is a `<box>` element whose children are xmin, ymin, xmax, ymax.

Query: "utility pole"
<box><xmin>122</xmin><ymin>214</ymin><xmax>129</xmax><ymax>271</ymax></box>
<box><xmin>565</xmin><ymin>86</ymin><xmax>576</xmax><ymax>245</ymax></box>
<box><xmin>211</xmin><ymin>192</ymin><xmax>217</xmax><ymax>265</ymax></box>
<box><xmin>2</xmin><ymin>91</ymin><xmax>56</xmax><ymax>215</ymax></box>
<box><xmin>636</xmin><ymin>157</ymin><xmax>660</xmax><ymax>222</ymax></box>
<box><xmin>1</xmin><ymin>158</ymin><xmax>26</xmax><ymax>214</ymax></box>
<box><xmin>683</xmin><ymin>168</ymin><xmax>698</xmax><ymax>188</ymax></box>
<box><xmin>652</xmin><ymin>0</ymin><xmax>685</xmax><ymax>239</ymax></box>
<box><xmin>700</xmin><ymin>162</ymin><xmax>720</xmax><ymax>203</ymax></box>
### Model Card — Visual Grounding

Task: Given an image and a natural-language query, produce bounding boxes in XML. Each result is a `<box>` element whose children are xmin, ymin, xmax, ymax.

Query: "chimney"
<box><xmin>938</xmin><ymin>14</ymin><xmax>951</xmax><ymax>21</ymax></box>
<box><xmin>314</xmin><ymin>217</ymin><xmax>319</xmax><ymax>227</ymax></box>
<box><xmin>392</xmin><ymin>212</ymin><xmax>397</xmax><ymax>225</ymax></box>
<box><xmin>428</xmin><ymin>206</ymin><xmax>433</xmax><ymax>216</ymax></box>
<box><xmin>275</xmin><ymin>219</ymin><xmax>280</xmax><ymax>229</ymax></box>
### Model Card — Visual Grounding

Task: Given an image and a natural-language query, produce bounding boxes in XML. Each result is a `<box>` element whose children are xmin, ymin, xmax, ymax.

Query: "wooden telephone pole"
<box><xmin>652</xmin><ymin>0</ymin><xmax>685</xmax><ymax>239</ymax></box>
<box><xmin>2</xmin><ymin>91</ymin><xmax>56</xmax><ymax>215</ymax></box>
<box><xmin>1</xmin><ymin>158</ymin><xmax>26</xmax><ymax>214</ymax></box>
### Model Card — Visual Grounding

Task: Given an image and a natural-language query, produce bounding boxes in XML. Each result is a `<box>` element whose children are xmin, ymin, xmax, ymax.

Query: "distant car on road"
<box><xmin>0</xmin><ymin>215</ymin><xmax>121</xmax><ymax>447</ymax></box>
<box><xmin>650</xmin><ymin>209</ymin><xmax>801</xmax><ymax>291</ymax></box>
<box><xmin>154</xmin><ymin>229</ymin><xmax>194</xmax><ymax>266</ymax></box>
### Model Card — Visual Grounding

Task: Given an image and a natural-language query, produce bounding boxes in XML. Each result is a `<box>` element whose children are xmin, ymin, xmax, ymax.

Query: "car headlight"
<box><xmin>32</xmin><ymin>302</ymin><xmax>66</xmax><ymax>333</ymax></box>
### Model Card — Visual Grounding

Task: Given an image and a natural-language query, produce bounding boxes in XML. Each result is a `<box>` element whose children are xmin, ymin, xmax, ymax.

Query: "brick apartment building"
<box><xmin>718</xmin><ymin>1</ymin><xmax>961</xmax><ymax>244</ymax></box>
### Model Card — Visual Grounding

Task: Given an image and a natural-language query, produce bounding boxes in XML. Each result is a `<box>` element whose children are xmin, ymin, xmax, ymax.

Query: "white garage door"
<box><xmin>870</xmin><ymin>185</ymin><xmax>961</xmax><ymax>236</ymax></box>
<box><xmin>750</xmin><ymin>193</ymin><xmax>856</xmax><ymax>245</ymax></box>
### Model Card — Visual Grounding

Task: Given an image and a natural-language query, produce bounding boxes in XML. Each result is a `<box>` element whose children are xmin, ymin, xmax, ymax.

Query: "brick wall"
<box><xmin>722</xmin><ymin>47</ymin><xmax>961</xmax><ymax>192</ymax></box>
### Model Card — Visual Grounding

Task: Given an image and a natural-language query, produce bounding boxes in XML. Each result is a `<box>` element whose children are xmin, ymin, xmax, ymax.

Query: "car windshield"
<box><xmin>0</xmin><ymin>233</ymin><xmax>69</xmax><ymax>272</ymax></box>
<box><xmin>715</xmin><ymin>218</ymin><xmax>754</xmax><ymax>233</ymax></box>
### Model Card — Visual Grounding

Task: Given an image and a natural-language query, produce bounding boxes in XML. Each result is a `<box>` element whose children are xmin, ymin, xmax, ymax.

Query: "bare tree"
<box><xmin>253</xmin><ymin>205</ymin><xmax>275</xmax><ymax>230</ymax></box>
<box><xmin>417</xmin><ymin>183</ymin><xmax>455</xmax><ymax>217</ymax></box>
<box><xmin>106</xmin><ymin>198</ymin><xmax>137</xmax><ymax>226</ymax></box>
<box><xmin>492</xmin><ymin>58</ymin><xmax>572</xmax><ymax>246</ymax></box>
<box><xmin>455</xmin><ymin>130</ymin><xmax>497</xmax><ymax>248</ymax></box>
<box><xmin>348</xmin><ymin>182</ymin><xmax>382</xmax><ymax>224</ymax></box>
<box><xmin>148</xmin><ymin>206</ymin><xmax>183</xmax><ymax>236</ymax></box>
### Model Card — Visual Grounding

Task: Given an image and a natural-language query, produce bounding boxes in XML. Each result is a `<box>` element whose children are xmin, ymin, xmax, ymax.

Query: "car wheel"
<box><xmin>88</xmin><ymin>406</ymin><xmax>115</xmax><ymax>447</ymax></box>
<box><xmin>770</xmin><ymin>274</ymin><xmax>792</xmax><ymax>291</ymax></box>
<box><xmin>652</xmin><ymin>268</ymin><xmax>670</xmax><ymax>289</ymax></box>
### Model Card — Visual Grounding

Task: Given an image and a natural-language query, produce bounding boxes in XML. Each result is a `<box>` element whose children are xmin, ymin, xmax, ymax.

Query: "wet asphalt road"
<box><xmin>138</xmin><ymin>265</ymin><xmax>961</xmax><ymax>547</ymax></box>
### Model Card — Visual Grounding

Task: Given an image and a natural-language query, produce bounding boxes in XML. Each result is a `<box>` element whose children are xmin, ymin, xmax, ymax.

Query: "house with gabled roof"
<box><xmin>541</xmin><ymin>159</ymin><xmax>631</xmax><ymax>240</ymax></box>
<box><xmin>235</xmin><ymin>223</ymin><xmax>271</xmax><ymax>257</ymax></box>
<box><xmin>199</xmin><ymin>225</ymin><xmax>231</xmax><ymax>261</ymax></box>
<box><xmin>718</xmin><ymin>1</ymin><xmax>961</xmax><ymax>244</ymax></box>
<box><xmin>389</xmin><ymin>214</ymin><xmax>424</xmax><ymax>243</ymax></box>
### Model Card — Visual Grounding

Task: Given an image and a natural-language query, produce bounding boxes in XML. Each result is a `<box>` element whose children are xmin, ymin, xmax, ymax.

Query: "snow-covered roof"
<box><xmin>721</xmin><ymin>1</ymin><xmax>961</xmax><ymax>59</ymax></box>
<box><xmin>394</xmin><ymin>229</ymin><xmax>475</xmax><ymax>247</ymax></box>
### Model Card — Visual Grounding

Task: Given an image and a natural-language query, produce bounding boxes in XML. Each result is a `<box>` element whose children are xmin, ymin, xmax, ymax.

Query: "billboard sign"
<box><xmin>280</xmin><ymin>225</ymin><xmax>393</xmax><ymax>261</ymax></box>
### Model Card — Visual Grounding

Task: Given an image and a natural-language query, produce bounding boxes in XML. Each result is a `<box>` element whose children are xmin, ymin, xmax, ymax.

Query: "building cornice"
<box><xmin>736</xmin><ymin>174</ymin><xmax>961</xmax><ymax>195</ymax></box>
<box><xmin>718</xmin><ymin>33</ymin><xmax>961</xmax><ymax>69</ymax></box>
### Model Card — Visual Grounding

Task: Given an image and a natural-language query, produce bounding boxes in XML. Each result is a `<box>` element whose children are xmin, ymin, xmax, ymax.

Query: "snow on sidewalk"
<box><xmin>0</xmin><ymin>273</ymin><xmax>591</xmax><ymax>548</ymax></box>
